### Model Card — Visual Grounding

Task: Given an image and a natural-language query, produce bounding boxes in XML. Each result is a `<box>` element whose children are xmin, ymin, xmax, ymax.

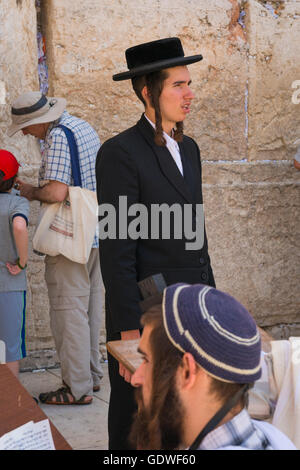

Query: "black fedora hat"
<box><xmin>113</xmin><ymin>37</ymin><xmax>203</xmax><ymax>81</ymax></box>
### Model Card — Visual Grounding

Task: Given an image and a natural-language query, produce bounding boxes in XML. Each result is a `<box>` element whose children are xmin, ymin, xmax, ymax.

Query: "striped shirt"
<box><xmin>199</xmin><ymin>409</ymin><xmax>273</xmax><ymax>450</ymax></box>
<box><xmin>39</xmin><ymin>111</ymin><xmax>101</xmax><ymax>247</ymax></box>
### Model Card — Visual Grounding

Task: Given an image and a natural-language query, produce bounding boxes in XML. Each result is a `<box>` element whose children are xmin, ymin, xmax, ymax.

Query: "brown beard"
<box><xmin>129</xmin><ymin>388</ymin><xmax>152</xmax><ymax>450</ymax></box>
<box><xmin>129</xmin><ymin>375</ymin><xmax>185</xmax><ymax>450</ymax></box>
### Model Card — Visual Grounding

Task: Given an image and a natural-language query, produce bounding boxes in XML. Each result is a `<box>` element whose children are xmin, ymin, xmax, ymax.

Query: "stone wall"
<box><xmin>42</xmin><ymin>0</ymin><xmax>300</xmax><ymax>340</ymax></box>
<box><xmin>1</xmin><ymin>0</ymin><xmax>299</xmax><ymax>369</ymax></box>
<box><xmin>0</xmin><ymin>0</ymin><xmax>53</xmax><ymax>364</ymax></box>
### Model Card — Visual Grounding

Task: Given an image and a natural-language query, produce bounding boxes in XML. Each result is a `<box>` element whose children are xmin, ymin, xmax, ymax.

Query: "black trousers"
<box><xmin>107</xmin><ymin>349</ymin><xmax>137</xmax><ymax>450</ymax></box>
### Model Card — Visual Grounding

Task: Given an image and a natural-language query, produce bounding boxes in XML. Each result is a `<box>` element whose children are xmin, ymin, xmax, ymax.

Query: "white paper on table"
<box><xmin>0</xmin><ymin>419</ymin><xmax>55</xmax><ymax>450</ymax></box>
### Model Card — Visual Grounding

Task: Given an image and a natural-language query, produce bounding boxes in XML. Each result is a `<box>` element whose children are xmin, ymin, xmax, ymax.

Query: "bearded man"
<box><xmin>96</xmin><ymin>37</ymin><xmax>215</xmax><ymax>449</ymax></box>
<box><xmin>130</xmin><ymin>283</ymin><xmax>296</xmax><ymax>451</ymax></box>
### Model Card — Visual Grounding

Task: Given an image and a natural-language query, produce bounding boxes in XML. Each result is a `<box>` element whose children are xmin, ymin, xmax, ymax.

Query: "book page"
<box><xmin>0</xmin><ymin>419</ymin><xmax>55</xmax><ymax>450</ymax></box>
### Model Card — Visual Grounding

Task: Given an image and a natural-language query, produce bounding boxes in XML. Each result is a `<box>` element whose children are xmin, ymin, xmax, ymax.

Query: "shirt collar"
<box><xmin>198</xmin><ymin>409</ymin><xmax>258</xmax><ymax>450</ymax></box>
<box><xmin>144</xmin><ymin>113</ymin><xmax>178</xmax><ymax>148</ymax></box>
<box><xmin>45</xmin><ymin>110</ymin><xmax>68</xmax><ymax>142</ymax></box>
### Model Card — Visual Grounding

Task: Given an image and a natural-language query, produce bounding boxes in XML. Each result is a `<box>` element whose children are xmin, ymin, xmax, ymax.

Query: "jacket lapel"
<box><xmin>178</xmin><ymin>141</ymin><xmax>202</xmax><ymax>204</ymax></box>
<box><xmin>136</xmin><ymin>115</ymin><xmax>195</xmax><ymax>205</ymax></box>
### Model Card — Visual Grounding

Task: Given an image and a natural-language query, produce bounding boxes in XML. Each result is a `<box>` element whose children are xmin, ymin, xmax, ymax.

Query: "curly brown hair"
<box><xmin>131</xmin><ymin>70</ymin><xmax>184</xmax><ymax>146</ymax></box>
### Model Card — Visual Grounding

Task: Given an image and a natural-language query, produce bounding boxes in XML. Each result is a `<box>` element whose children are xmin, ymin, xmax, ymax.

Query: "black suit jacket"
<box><xmin>96</xmin><ymin>115</ymin><xmax>215</xmax><ymax>336</ymax></box>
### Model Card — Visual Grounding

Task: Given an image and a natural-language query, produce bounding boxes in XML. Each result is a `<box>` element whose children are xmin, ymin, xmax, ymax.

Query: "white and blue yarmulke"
<box><xmin>162</xmin><ymin>283</ymin><xmax>261</xmax><ymax>383</ymax></box>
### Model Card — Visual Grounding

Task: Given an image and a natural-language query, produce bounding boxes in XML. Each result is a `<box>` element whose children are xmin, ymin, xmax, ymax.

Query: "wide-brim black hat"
<box><xmin>113</xmin><ymin>37</ymin><xmax>203</xmax><ymax>81</ymax></box>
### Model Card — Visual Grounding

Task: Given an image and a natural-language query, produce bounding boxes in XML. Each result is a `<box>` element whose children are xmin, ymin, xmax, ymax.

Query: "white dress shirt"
<box><xmin>144</xmin><ymin>114</ymin><xmax>184</xmax><ymax>176</ymax></box>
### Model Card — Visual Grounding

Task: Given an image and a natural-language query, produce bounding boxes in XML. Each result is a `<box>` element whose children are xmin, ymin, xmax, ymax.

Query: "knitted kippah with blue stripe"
<box><xmin>162</xmin><ymin>283</ymin><xmax>261</xmax><ymax>383</ymax></box>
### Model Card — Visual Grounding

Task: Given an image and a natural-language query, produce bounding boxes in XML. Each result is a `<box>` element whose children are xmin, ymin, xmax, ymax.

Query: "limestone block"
<box><xmin>43</xmin><ymin>0</ymin><xmax>248</xmax><ymax>160</ymax></box>
<box><xmin>202</xmin><ymin>160</ymin><xmax>300</xmax><ymax>327</ymax></box>
<box><xmin>0</xmin><ymin>0</ymin><xmax>49</xmax><ymax>353</ymax></box>
<box><xmin>266</xmin><ymin>323</ymin><xmax>300</xmax><ymax>340</ymax></box>
<box><xmin>20</xmin><ymin>349</ymin><xmax>60</xmax><ymax>372</ymax></box>
<box><xmin>3</xmin><ymin>0</ymin><xmax>298</xmax><ymax>361</ymax></box>
<box><xmin>247</xmin><ymin>0</ymin><xmax>300</xmax><ymax>160</ymax></box>
<box><xmin>41</xmin><ymin>0</ymin><xmax>300</xmax><ymax>342</ymax></box>
<box><xmin>0</xmin><ymin>0</ymin><xmax>41</xmax><ymax>165</ymax></box>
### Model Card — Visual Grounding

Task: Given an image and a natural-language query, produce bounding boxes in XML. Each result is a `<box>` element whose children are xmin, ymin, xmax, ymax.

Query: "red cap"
<box><xmin>0</xmin><ymin>149</ymin><xmax>20</xmax><ymax>181</ymax></box>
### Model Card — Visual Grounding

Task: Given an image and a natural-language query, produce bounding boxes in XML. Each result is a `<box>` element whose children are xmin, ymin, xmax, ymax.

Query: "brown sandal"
<box><xmin>39</xmin><ymin>386</ymin><xmax>93</xmax><ymax>405</ymax></box>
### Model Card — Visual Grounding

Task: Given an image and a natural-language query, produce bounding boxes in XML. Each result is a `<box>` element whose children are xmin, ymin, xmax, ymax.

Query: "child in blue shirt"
<box><xmin>0</xmin><ymin>150</ymin><xmax>29</xmax><ymax>377</ymax></box>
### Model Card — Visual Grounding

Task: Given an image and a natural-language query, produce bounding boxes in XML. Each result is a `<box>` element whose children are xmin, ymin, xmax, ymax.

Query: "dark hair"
<box><xmin>141</xmin><ymin>304</ymin><xmax>250</xmax><ymax>424</ymax></box>
<box><xmin>132</xmin><ymin>70</ymin><xmax>183</xmax><ymax>146</ymax></box>
<box><xmin>137</xmin><ymin>304</ymin><xmax>184</xmax><ymax>449</ymax></box>
<box><xmin>209</xmin><ymin>376</ymin><xmax>252</xmax><ymax>409</ymax></box>
<box><xmin>0</xmin><ymin>170</ymin><xmax>16</xmax><ymax>192</ymax></box>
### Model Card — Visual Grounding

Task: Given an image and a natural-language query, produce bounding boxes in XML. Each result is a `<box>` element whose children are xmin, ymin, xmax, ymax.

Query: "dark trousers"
<box><xmin>107</xmin><ymin>349</ymin><xmax>137</xmax><ymax>450</ymax></box>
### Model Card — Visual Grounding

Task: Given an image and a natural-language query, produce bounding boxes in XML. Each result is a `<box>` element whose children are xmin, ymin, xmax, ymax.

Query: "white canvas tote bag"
<box><xmin>33</xmin><ymin>187</ymin><xmax>97</xmax><ymax>264</ymax></box>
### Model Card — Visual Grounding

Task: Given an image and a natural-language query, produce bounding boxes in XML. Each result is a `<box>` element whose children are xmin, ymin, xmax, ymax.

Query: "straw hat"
<box><xmin>8</xmin><ymin>91</ymin><xmax>66</xmax><ymax>137</ymax></box>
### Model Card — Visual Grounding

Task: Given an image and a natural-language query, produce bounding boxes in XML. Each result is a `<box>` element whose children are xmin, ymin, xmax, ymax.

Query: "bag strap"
<box><xmin>57</xmin><ymin>124</ymin><xmax>82</xmax><ymax>187</ymax></box>
<box><xmin>188</xmin><ymin>384</ymin><xmax>250</xmax><ymax>450</ymax></box>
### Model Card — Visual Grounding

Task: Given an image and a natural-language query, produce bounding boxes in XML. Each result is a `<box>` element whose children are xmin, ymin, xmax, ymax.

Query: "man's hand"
<box><xmin>16</xmin><ymin>179</ymin><xmax>36</xmax><ymax>201</ymax></box>
<box><xmin>119</xmin><ymin>329</ymin><xmax>140</xmax><ymax>383</ymax></box>
<box><xmin>16</xmin><ymin>178</ymin><xmax>68</xmax><ymax>203</ymax></box>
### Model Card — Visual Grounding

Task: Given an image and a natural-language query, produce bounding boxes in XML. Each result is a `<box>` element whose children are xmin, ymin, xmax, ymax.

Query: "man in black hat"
<box><xmin>96</xmin><ymin>37</ymin><xmax>216</xmax><ymax>450</ymax></box>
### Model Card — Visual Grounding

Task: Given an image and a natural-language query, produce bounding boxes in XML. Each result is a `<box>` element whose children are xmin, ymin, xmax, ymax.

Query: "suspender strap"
<box><xmin>57</xmin><ymin>124</ymin><xmax>82</xmax><ymax>187</ymax></box>
<box><xmin>188</xmin><ymin>384</ymin><xmax>250</xmax><ymax>450</ymax></box>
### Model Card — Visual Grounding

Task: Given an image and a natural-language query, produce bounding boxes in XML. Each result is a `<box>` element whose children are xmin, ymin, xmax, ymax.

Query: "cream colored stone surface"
<box><xmin>0</xmin><ymin>0</ymin><xmax>52</xmax><ymax>356</ymax></box>
<box><xmin>0</xmin><ymin>0</ymin><xmax>41</xmax><ymax>165</ymax></box>
<box><xmin>202</xmin><ymin>160</ymin><xmax>299</xmax><ymax>327</ymax></box>
<box><xmin>1</xmin><ymin>0</ymin><xmax>299</xmax><ymax>365</ymax></box>
<box><xmin>247</xmin><ymin>0</ymin><xmax>300</xmax><ymax>160</ymax></box>
<box><xmin>43</xmin><ymin>0</ymin><xmax>248</xmax><ymax>160</ymax></box>
<box><xmin>41</xmin><ymin>0</ymin><xmax>299</xmax><ymax>345</ymax></box>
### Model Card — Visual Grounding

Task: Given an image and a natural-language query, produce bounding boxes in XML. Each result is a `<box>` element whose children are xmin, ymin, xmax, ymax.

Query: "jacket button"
<box><xmin>201</xmin><ymin>272</ymin><xmax>207</xmax><ymax>281</ymax></box>
<box><xmin>199</xmin><ymin>257</ymin><xmax>205</xmax><ymax>265</ymax></box>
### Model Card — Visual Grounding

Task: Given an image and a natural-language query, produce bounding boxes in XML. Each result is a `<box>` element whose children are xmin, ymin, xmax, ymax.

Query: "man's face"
<box><xmin>21</xmin><ymin>123</ymin><xmax>48</xmax><ymax>139</ymax></box>
<box><xmin>159</xmin><ymin>65</ymin><xmax>194</xmax><ymax>128</ymax></box>
<box><xmin>131</xmin><ymin>323</ymin><xmax>185</xmax><ymax>449</ymax></box>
